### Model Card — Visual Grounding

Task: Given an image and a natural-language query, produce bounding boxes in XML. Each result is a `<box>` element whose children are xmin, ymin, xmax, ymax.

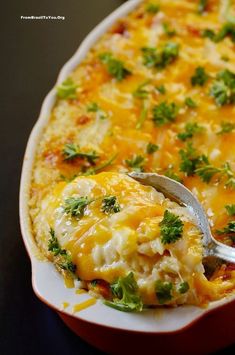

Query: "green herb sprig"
<box><xmin>159</xmin><ymin>210</ymin><xmax>184</xmax><ymax>244</ymax></box>
<box><xmin>216</xmin><ymin>221</ymin><xmax>235</xmax><ymax>236</ymax></box>
<box><xmin>198</xmin><ymin>0</ymin><xmax>208</xmax><ymax>14</ymax></box>
<box><xmin>63</xmin><ymin>143</ymin><xmax>99</xmax><ymax>164</ymax></box>
<box><xmin>133</xmin><ymin>81</ymin><xmax>151</xmax><ymax>99</ymax></box>
<box><xmin>142</xmin><ymin>42</ymin><xmax>179</xmax><ymax>69</ymax></box>
<box><xmin>191</xmin><ymin>67</ymin><xmax>209</xmax><ymax>86</ymax></box>
<box><xmin>146</xmin><ymin>142</ymin><xmax>159</xmax><ymax>154</ymax></box>
<box><xmin>210</xmin><ymin>69</ymin><xmax>235</xmax><ymax>106</ymax></box>
<box><xmin>104</xmin><ymin>272</ymin><xmax>143</xmax><ymax>312</ymax></box>
<box><xmin>152</xmin><ymin>101</ymin><xmax>179</xmax><ymax>126</ymax></box>
<box><xmin>145</xmin><ymin>3</ymin><xmax>160</xmax><ymax>14</ymax></box>
<box><xmin>196</xmin><ymin>161</ymin><xmax>235</xmax><ymax>188</ymax></box>
<box><xmin>225</xmin><ymin>204</ymin><xmax>235</xmax><ymax>216</ymax></box>
<box><xmin>162</xmin><ymin>23</ymin><xmax>176</xmax><ymax>37</ymax></box>
<box><xmin>185</xmin><ymin>97</ymin><xmax>197</xmax><ymax>108</ymax></box>
<box><xmin>57</xmin><ymin>78</ymin><xmax>78</xmax><ymax>99</ymax></box>
<box><xmin>99</xmin><ymin>53</ymin><xmax>131</xmax><ymax>81</ymax></box>
<box><xmin>178</xmin><ymin>122</ymin><xmax>204</xmax><ymax>141</ymax></box>
<box><xmin>155</xmin><ymin>280</ymin><xmax>173</xmax><ymax>304</ymax></box>
<box><xmin>125</xmin><ymin>155</ymin><xmax>145</xmax><ymax>172</ymax></box>
<box><xmin>87</xmin><ymin>102</ymin><xmax>108</xmax><ymax>120</ymax></box>
<box><xmin>101</xmin><ymin>196</ymin><xmax>121</xmax><ymax>214</ymax></box>
<box><xmin>64</xmin><ymin>196</ymin><xmax>93</xmax><ymax>218</ymax></box>
<box><xmin>178</xmin><ymin>281</ymin><xmax>190</xmax><ymax>294</ymax></box>
<box><xmin>136</xmin><ymin>104</ymin><xmax>148</xmax><ymax>130</ymax></box>
<box><xmin>179</xmin><ymin>143</ymin><xmax>207</xmax><ymax>176</ymax></box>
<box><xmin>48</xmin><ymin>229</ymin><xmax>76</xmax><ymax>274</ymax></box>
<box><xmin>217</xmin><ymin>122</ymin><xmax>235</xmax><ymax>135</ymax></box>
<box><xmin>214</xmin><ymin>22</ymin><xmax>235</xmax><ymax>43</ymax></box>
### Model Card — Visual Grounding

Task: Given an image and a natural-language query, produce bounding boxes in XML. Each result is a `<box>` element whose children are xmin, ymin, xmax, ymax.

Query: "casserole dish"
<box><xmin>20</xmin><ymin>0</ymin><xmax>235</xmax><ymax>353</ymax></box>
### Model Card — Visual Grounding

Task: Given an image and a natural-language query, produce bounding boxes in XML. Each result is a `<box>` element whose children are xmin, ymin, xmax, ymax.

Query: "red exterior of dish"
<box><xmin>58</xmin><ymin>299</ymin><xmax>235</xmax><ymax>354</ymax></box>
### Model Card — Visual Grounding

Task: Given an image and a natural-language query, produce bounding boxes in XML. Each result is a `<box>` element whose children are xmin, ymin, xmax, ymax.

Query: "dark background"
<box><xmin>0</xmin><ymin>1</ymin><xmax>234</xmax><ymax>354</ymax></box>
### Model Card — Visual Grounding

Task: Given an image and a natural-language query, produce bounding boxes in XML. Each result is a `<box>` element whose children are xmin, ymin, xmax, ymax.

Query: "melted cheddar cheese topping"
<box><xmin>30</xmin><ymin>0</ymin><xmax>235</xmax><ymax>308</ymax></box>
<box><xmin>35</xmin><ymin>172</ymin><xmax>235</xmax><ymax>306</ymax></box>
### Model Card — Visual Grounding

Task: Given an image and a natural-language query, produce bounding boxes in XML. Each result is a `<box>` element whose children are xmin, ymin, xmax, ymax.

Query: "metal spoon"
<box><xmin>129</xmin><ymin>172</ymin><xmax>235</xmax><ymax>266</ymax></box>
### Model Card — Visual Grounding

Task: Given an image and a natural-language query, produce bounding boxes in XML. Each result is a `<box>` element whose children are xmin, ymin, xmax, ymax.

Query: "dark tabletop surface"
<box><xmin>0</xmin><ymin>1</ymin><xmax>235</xmax><ymax>354</ymax></box>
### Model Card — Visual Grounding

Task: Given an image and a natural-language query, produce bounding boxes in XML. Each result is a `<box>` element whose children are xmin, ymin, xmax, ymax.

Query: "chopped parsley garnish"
<box><xmin>84</xmin><ymin>153</ymin><xmax>117</xmax><ymax>175</ymax></box>
<box><xmin>159</xmin><ymin>210</ymin><xmax>184</xmax><ymax>244</ymax></box>
<box><xmin>87</xmin><ymin>102</ymin><xmax>107</xmax><ymax>119</ymax></box>
<box><xmin>64</xmin><ymin>196</ymin><xmax>92</xmax><ymax>218</ymax></box>
<box><xmin>133</xmin><ymin>82</ymin><xmax>150</xmax><ymax>129</ymax></box>
<box><xmin>155</xmin><ymin>280</ymin><xmax>173</xmax><ymax>304</ymax></box>
<box><xmin>87</xmin><ymin>102</ymin><xmax>99</xmax><ymax>112</ymax></box>
<box><xmin>222</xmin><ymin>163</ymin><xmax>235</xmax><ymax>189</ymax></box>
<box><xmin>225</xmin><ymin>204</ymin><xmax>235</xmax><ymax>216</ymax></box>
<box><xmin>202</xmin><ymin>29</ymin><xmax>216</xmax><ymax>40</ymax></box>
<box><xmin>57</xmin><ymin>78</ymin><xmax>78</xmax><ymax>99</ymax></box>
<box><xmin>185</xmin><ymin>97</ymin><xmax>197</xmax><ymax>108</ymax></box>
<box><xmin>162</xmin><ymin>23</ymin><xmax>176</xmax><ymax>37</ymax></box>
<box><xmin>178</xmin><ymin>281</ymin><xmax>189</xmax><ymax>294</ymax></box>
<box><xmin>210</xmin><ymin>81</ymin><xmax>230</xmax><ymax>106</ymax></box>
<box><xmin>63</xmin><ymin>143</ymin><xmax>99</xmax><ymax>164</ymax></box>
<box><xmin>125</xmin><ymin>155</ymin><xmax>145</xmax><ymax>172</ymax></box>
<box><xmin>104</xmin><ymin>272</ymin><xmax>143</xmax><ymax>312</ymax></box>
<box><xmin>203</xmin><ymin>23</ymin><xmax>235</xmax><ymax>43</ymax></box>
<box><xmin>141</xmin><ymin>47</ymin><xmax>158</xmax><ymax>68</ymax></box>
<box><xmin>217</xmin><ymin>122</ymin><xmax>235</xmax><ymax>135</ymax></box>
<box><xmin>191</xmin><ymin>67</ymin><xmax>209</xmax><ymax>86</ymax></box>
<box><xmin>196</xmin><ymin>165</ymin><xmax>221</xmax><ymax>183</ymax></box>
<box><xmin>196</xmin><ymin>161</ymin><xmax>235</xmax><ymax>188</ymax></box>
<box><xmin>179</xmin><ymin>143</ymin><xmax>207</xmax><ymax>176</ymax></box>
<box><xmin>152</xmin><ymin>101</ymin><xmax>178</xmax><ymax>126</ymax></box>
<box><xmin>210</xmin><ymin>69</ymin><xmax>235</xmax><ymax>106</ymax></box>
<box><xmin>48</xmin><ymin>229</ymin><xmax>76</xmax><ymax>275</ymax></box>
<box><xmin>99</xmin><ymin>52</ymin><xmax>131</xmax><ymax>81</ymax></box>
<box><xmin>142</xmin><ymin>42</ymin><xmax>179</xmax><ymax>69</ymax></box>
<box><xmin>156</xmin><ymin>84</ymin><xmax>166</xmax><ymax>94</ymax></box>
<box><xmin>59</xmin><ymin>260</ymin><xmax>76</xmax><ymax>274</ymax></box>
<box><xmin>133</xmin><ymin>80</ymin><xmax>150</xmax><ymax>99</ymax></box>
<box><xmin>101</xmin><ymin>196</ymin><xmax>121</xmax><ymax>214</ymax></box>
<box><xmin>146</xmin><ymin>142</ymin><xmax>159</xmax><ymax>154</ymax></box>
<box><xmin>145</xmin><ymin>3</ymin><xmax>160</xmax><ymax>14</ymax></box>
<box><xmin>214</xmin><ymin>22</ymin><xmax>235</xmax><ymax>43</ymax></box>
<box><xmin>198</xmin><ymin>0</ymin><xmax>208</xmax><ymax>14</ymax></box>
<box><xmin>160</xmin><ymin>42</ymin><xmax>179</xmax><ymax>67</ymax></box>
<box><xmin>48</xmin><ymin>228</ymin><xmax>65</xmax><ymax>256</ymax></box>
<box><xmin>136</xmin><ymin>104</ymin><xmax>148</xmax><ymax>129</ymax></box>
<box><xmin>216</xmin><ymin>221</ymin><xmax>235</xmax><ymax>236</ymax></box>
<box><xmin>177</xmin><ymin>122</ymin><xmax>204</xmax><ymax>141</ymax></box>
<box><xmin>164</xmin><ymin>168</ymin><xmax>182</xmax><ymax>183</ymax></box>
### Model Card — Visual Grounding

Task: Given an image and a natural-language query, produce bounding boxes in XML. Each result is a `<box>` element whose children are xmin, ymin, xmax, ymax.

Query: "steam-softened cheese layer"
<box><xmin>30</xmin><ymin>0</ymin><xmax>235</xmax><ymax>307</ymax></box>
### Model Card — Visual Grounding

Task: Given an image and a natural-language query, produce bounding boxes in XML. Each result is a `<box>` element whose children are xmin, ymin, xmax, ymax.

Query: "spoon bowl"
<box><xmin>129</xmin><ymin>172</ymin><xmax>235</xmax><ymax>265</ymax></box>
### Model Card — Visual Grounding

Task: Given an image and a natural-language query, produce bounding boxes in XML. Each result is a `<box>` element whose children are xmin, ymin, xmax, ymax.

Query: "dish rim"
<box><xmin>19</xmin><ymin>0</ymin><xmax>235</xmax><ymax>334</ymax></box>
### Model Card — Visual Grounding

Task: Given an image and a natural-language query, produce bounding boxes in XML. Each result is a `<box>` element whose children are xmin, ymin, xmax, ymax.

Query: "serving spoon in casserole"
<box><xmin>130</xmin><ymin>172</ymin><xmax>235</xmax><ymax>269</ymax></box>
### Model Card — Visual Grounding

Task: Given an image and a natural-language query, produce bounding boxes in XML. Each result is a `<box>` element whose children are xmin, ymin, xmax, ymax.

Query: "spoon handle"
<box><xmin>129</xmin><ymin>172</ymin><xmax>235</xmax><ymax>265</ymax></box>
<box><xmin>209</xmin><ymin>240</ymin><xmax>235</xmax><ymax>264</ymax></box>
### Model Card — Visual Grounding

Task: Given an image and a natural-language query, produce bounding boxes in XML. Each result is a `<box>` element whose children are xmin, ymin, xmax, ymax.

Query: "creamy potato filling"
<box><xmin>30</xmin><ymin>0</ymin><xmax>235</xmax><ymax>311</ymax></box>
<box><xmin>32</xmin><ymin>172</ymin><xmax>235</xmax><ymax>310</ymax></box>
